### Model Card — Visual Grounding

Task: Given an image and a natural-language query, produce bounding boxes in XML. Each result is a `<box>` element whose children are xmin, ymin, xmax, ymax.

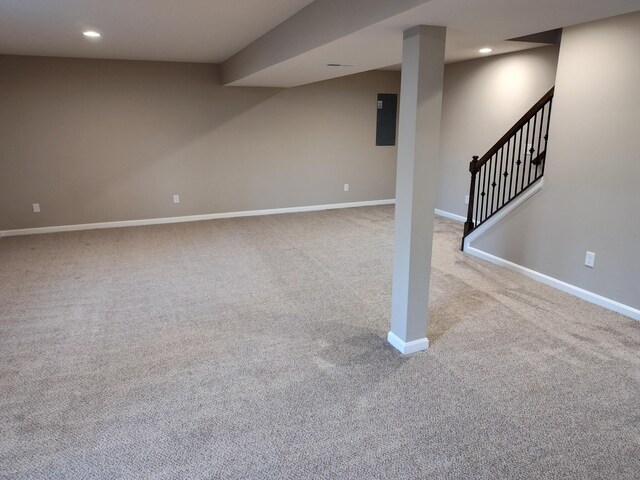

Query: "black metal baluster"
<box><xmin>496</xmin><ymin>144</ymin><xmax>504</xmax><ymax>210</ymax></box>
<box><xmin>535</xmin><ymin>106</ymin><xmax>546</xmax><ymax>179</ymax></box>
<box><xmin>479</xmin><ymin>165</ymin><xmax>487</xmax><ymax>225</ymax></box>
<box><xmin>503</xmin><ymin>138</ymin><xmax>513</xmax><ymax>207</ymax></box>
<box><xmin>490</xmin><ymin>152</ymin><xmax>499</xmax><ymax>216</ymax></box>
<box><xmin>528</xmin><ymin>110</ymin><xmax>538</xmax><ymax>185</ymax></box>
<box><xmin>484</xmin><ymin>159</ymin><xmax>491</xmax><ymax>223</ymax></box>
<box><xmin>501</xmin><ymin>138</ymin><xmax>509</xmax><ymax>207</ymax></box>
<box><xmin>541</xmin><ymin>98</ymin><xmax>553</xmax><ymax>177</ymax></box>
<box><xmin>519</xmin><ymin>120</ymin><xmax>530</xmax><ymax>192</ymax></box>
<box><xmin>510</xmin><ymin>132</ymin><xmax>518</xmax><ymax>200</ymax></box>
<box><xmin>475</xmin><ymin>164</ymin><xmax>482</xmax><ymax>225</ymax></box>
<box><xmin>509</xmin><ymin>128</ymin><xmax>521</xmax><ymax>202</ymax></box>
<box><xmin>486</xmin><ymin>155</ymin><xmax>495</xmax><ymax>221</ymax></box>
<box><xmin>482</xmin><ymin>160</ymin><xmax>488</xmax><ymax>224</ymax></box>
<box><xmin>526</xmin><ymin>119</ymin><xmax>534</xmax><ymax>189</ymax></box>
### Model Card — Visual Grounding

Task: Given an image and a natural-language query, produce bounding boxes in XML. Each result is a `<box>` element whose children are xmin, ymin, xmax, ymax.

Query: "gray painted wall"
<box><xmin>438</xmin><ymin>46</ymin><xmax>560</xmax><ymax>217</ymax></box>
<box><xmin>0</xmin><ymin>57</ymin><xmax>399</xmax><ymax>230</ymax></box>
<box><xmin>471</xmin><ymin>12</ymin><xmax>640</xmax><ymax>309</ymax></box>
<box><xmin>0</xmin><ymin>47</ymin><xmax>560</xmax><ymax>231</ymax></box>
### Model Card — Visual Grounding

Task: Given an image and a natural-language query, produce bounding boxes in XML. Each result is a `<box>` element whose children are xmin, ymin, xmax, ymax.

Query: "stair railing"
<box><xmin>462</xmin><ymin>87</ymin><xmax>554</xmax><ymax>249</ymax></box>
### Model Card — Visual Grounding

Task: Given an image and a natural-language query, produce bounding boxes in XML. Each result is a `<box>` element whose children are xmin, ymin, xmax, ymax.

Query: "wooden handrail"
<box><xmin>473</xmin><ymin>87</ymin><xmax>555</xmax><ymax>173</ymax></box>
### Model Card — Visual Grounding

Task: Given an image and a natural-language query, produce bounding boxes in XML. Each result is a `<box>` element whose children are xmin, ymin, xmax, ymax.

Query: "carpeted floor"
<box><xmin>0</xmin><ymin>206</ymin><xmax>638</xmax><ymax>479</ymax></box>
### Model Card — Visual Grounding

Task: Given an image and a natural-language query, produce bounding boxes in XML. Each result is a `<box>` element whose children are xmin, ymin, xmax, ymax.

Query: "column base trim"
<box><xmin>387</xmin><ymin>331</ymin><xmax>429</xmax><ymax>354</ymax></box>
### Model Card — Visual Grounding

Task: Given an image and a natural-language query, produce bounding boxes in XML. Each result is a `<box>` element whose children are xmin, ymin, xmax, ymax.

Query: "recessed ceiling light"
<box><xmin>83</xmin><ymin>31</ymin><xmax>101</xmax><ymax>39</ymax></box>
<box><xmin>479</xmin><ymin>47</ymin><xmax>492</xmax><ymax>54</ymax></box>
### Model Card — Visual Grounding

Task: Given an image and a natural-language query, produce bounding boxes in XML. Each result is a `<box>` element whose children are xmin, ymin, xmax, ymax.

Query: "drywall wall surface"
<box><xmin>437</xmin><ymin>46</ymin><xmax>559</xmax><ymax>217</ymax></box>
<box><xmin>0</xmin><ymin>56</ymin><xmax>399</xmax><ymax>230</ymax></box>
<box><xmin>472</xmin><ymin>12</ymin><xmax>640</xmax><ymax>309</ymax></box>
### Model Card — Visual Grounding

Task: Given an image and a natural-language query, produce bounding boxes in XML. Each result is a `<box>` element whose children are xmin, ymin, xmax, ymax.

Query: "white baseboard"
<box><xmin>1</xmin><ymin>201</ymin><xmax>470</xmax><ymax>238</ymax></box>
<box><xmin>465</xmin><ymin>246</ymin><xmax>640</xmax><ymax>321</ymax></box>
<box><xmin>435</xmin><ymin>209</ymin><xmax>466</xmax><ymax>223</ymax></box>
<box><xmin>387</xmin><ymin>331</ymin><xmax>429</xmax><ymax>354</ymax></box>
<box><xmin>0</xmin><ymin>199</ymin><xmax>396</xmax><ymax>237</ymax></box>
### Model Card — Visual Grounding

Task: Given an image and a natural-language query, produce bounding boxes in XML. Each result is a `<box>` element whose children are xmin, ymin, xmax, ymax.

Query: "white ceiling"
<box><xmin>0</xmin><ymin>0</ymin><xmax>315</xmax><ymax>62</ymax></box>
<box><xmin>1</xmin><ymin>0</ymin><xmax>638</xmax><ymax>88</ymax></box>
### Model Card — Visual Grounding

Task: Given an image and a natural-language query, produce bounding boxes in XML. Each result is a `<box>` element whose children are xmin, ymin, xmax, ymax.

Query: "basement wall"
<box><xmin>0</xmin><ymin>58</ymin><xmax>399</xmax><ymax>230</ymax></box>
<box><xmin>470</xmin><ymin>12</ymin><xmax>640</xmax><ymax>309</ymax></box>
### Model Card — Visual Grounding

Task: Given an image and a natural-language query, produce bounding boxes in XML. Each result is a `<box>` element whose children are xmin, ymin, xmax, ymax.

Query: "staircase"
<box><xmin>461</xmin><ymin>87</ymin><xmax>554</xmax><ymax>250</ymax></box>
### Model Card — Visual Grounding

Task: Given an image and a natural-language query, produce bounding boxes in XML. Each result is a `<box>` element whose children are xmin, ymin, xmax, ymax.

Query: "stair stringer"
<box><xmin>463</xmin><ymin>177</ymin><xmax>544</xmax><ymax>251</ymax></box>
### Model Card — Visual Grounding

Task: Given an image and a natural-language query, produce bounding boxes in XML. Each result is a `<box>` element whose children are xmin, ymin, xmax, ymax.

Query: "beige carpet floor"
<box><xmin>0</xmin><ymin>206</ymin><xmax>638</xmax><ymax>479</ymax></box>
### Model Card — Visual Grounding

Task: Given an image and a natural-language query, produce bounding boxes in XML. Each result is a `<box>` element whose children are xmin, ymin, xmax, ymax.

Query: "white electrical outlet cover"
<box><xmin>32</xmin><ymin>203</ymin><xmax>40</xmax><ymax>213</ymax></box>
<box><xmin>585</xmin><ymin>251</ymin><xmax>595</xmax><ymax>268</ymax></box>
<box><xmin>173</xmin><ymin>195</ymin><xmax>180</xmax><ymax>204</ymax></box>
<box><xmin>344</xmin><ymin>184</ymin><xmax>349</xmax><ymax>192</ymax></box>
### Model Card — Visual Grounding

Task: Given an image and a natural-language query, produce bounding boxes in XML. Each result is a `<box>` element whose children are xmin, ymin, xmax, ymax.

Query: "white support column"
<box><xmin>388</xmin><ymin>25</ymin><xmax>446</xmax><ymax>355</ymax></box>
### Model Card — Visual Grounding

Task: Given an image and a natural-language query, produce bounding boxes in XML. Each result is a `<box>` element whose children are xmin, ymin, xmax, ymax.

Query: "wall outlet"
<box><xmin>173</xmin><ymin>195</ymin><xmax>180</xmax><ymax>204</ymax></box>
<box><xmin>585</xmin><ymin>251</ymin><xmax>596</xmax><ymax>268</ymax></box>
<box><xmin>344</xmin><ymin>184</ymin><xmax>349</xmax><ymax>192</ymax></box>
<box><xmin>32</xmin><ymin>203</ymin><xmax>41</xmax><ymax>213</ymax></box>
<box><xmin>465</xmin><ymin>195</ymin><xmax>469</xmax><ymax>205</ymax></box>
